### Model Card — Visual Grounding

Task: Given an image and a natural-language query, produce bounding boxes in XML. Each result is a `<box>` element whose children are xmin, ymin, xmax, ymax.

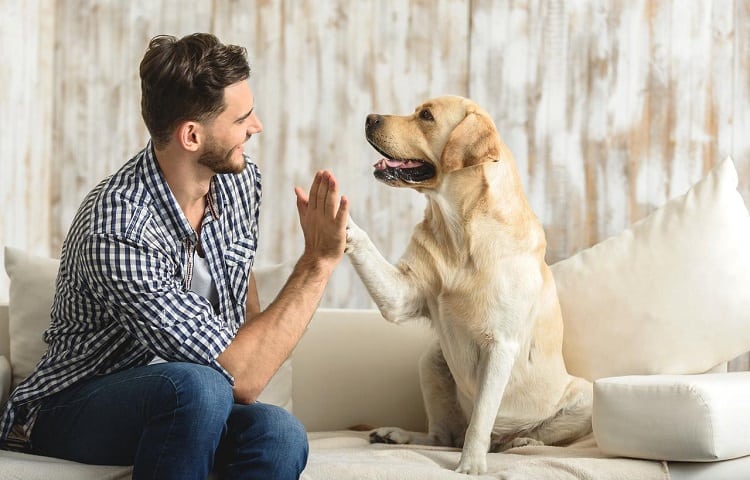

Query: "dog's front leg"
<box><xmin>456</xmin><ymin>339</ymin><xmax>519</xmax><ymax>475</ymax></box>
<box><xmin>346</xmin><ymin>216</ymin><xmax>423</xmax><ymax>323</ymax></box>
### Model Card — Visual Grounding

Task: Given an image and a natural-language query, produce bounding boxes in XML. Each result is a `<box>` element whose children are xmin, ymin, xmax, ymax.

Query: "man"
<box><xmin>0</xmin><ymin>33</ymin><xmax>348</xmax><ymax>479</ymax></box>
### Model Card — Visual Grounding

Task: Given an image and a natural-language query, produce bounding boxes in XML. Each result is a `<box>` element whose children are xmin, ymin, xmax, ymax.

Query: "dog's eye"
<box><xmin>419</xmin><ymin>109</ymin><xmax>434</xmax><ymax>121</ymax></box>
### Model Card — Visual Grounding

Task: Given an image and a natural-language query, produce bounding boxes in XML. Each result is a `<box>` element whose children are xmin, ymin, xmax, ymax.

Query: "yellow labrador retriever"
<box><xmin>345</xmin><ymin>96</ymin><xmax>592</xmax><ymax>474</ymax></box>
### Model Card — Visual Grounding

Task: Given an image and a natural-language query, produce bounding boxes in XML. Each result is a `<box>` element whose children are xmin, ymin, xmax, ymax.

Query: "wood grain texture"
<box><xmin>1</xmin><ymin>1</ymin><xmax>749</xmax><ymax>345</ymax></box>
<box><xmin>470</xmin><ymin>0</ymin><xmax>750</xmax><ymax>263</ymax></box>
<box><xmin>0</xmin><ymin>0</ymin><xmax>55</xmax><ymax>294</ymax></box>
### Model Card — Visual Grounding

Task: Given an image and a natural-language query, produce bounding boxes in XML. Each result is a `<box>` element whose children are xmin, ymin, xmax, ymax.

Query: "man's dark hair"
<box><xmin>140</xmin><ymin>33</ymin><xmax>251</xmax><ymax>149</ymax></box>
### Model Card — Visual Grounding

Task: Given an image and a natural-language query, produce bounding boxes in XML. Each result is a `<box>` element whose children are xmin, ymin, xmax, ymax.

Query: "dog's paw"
<box><xmin>345</xmin><ymin>216</ymin><xmax>366</xmax><ymax>253</ymax></box>
<box><xmin>492</xmin><ymin>436</ymin><xmax>546</xmax><ymax>452</ymax></box>
<box><xmin>369</xmin><ymin>427</ymin><xmax>413</xmax><ymax>445</ymax></box>
<box><xmin>455</xmin><ymin>450</ymin><xmax>487</xmax><ymax>475</ymax></box>
<box><xmin>506</xmin><ymin>437</ymin><xmax>544</xmax><ymax>449</ymax></box>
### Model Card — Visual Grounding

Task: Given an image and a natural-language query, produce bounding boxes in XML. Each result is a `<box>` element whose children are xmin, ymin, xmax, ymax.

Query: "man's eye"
<box><xmin>420</xmin><ymin>109</ymin><xmax>434</xmax><ymax>121</ymax></box>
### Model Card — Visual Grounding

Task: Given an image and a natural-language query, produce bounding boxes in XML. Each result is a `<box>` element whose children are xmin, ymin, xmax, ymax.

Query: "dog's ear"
<box><xmin>440</xmin><ymin>109</ymin><xmax>501</xmax><ymax>170</ymax></box>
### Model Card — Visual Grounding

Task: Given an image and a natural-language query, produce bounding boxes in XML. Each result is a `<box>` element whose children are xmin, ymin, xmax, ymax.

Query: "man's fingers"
<box><xmin>308</xmin><ymin>171</ymin><xmax>323</xmax><ymax>210</ymax></box>
<box><xmin>324</xmin><ymin>173</ymin><xmax>339</xmax><ymax>217</ymax></box>
<box><xmin>315</xmin><ymin>171</ymin><xmax>331</xmax><ymax>211</ymax></box>
<box><xmin>294</xmin><ymin>186</ymin><xmax>308</xmax><ymax>217</ymax></box>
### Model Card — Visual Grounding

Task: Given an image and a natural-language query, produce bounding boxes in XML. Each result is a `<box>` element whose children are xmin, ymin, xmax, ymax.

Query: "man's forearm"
<box><xmin>218</xmin><ymin>252</ymin><xmax>336</xmax><ymax>403</ymax></box>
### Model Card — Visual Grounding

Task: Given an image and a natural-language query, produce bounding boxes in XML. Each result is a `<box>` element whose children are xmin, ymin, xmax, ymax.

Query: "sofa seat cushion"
<box><xmin>593</xmin><ymin>372</ymin><xmax>750</xmax><ymax>462</ymax></box>
<box><xmin>0</xmin><ymin>449</ymin><xmax>132</xmax><ymax>480</ymax></box>
<box><xmin>301</xmin><ymin>431</ymin><xmax>669</xmax><ymax>479</ymax></box>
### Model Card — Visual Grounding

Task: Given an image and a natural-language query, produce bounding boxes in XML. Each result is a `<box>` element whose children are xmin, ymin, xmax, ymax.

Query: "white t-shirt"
<box><xmin>149</xmin><ymin>251</ymin><xmax>218</xmax><ymax>364</ymax></box>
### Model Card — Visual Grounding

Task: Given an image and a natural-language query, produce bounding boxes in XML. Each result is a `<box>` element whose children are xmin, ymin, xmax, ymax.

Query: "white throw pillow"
<box><xmin>552</xmin><ymin>157</ymin><xmax>750</xmax><ymax>381</ymax></box>
<box><xmin>4</xmin><ymin>247</ymin><xmax>59</xmax><ymax>388</ymax></box>
<box><xmin>251</xmin><ymin>261</ymin><xmax>295</xmax><ymax>411</ymax></box>
<box><xmin>593</xmin><ymin>372</ymin><xmax>750</xmax><ymax>461</ymax></box>
<box><xmin>252</xmin><ymin>261</ymin><xmax>295</xmax><ymax>311</ymax></box>
<box><xmin>4</xmin><ymin>247</ymin><xmax>295</xmax><ymax>411</ymax></box>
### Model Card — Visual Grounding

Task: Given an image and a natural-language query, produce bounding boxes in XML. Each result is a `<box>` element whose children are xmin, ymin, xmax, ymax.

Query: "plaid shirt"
<box><xmin>0</xmin><ymin>142</ymin><xmax>261</xmax><ymax>450</ymax></box>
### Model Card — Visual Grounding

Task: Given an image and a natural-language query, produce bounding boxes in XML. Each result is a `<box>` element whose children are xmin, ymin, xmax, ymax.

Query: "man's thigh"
<box><xmin>30</xmin><ymin>362</ymin><xmax>227</xmax><ymax>465</ymax></box>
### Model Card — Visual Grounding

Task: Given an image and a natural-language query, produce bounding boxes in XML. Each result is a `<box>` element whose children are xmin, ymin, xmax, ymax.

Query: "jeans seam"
<box><xmin>148</xmin><ymin>375</ymin><xmax>179</xmax><ymax>480</ymax></box>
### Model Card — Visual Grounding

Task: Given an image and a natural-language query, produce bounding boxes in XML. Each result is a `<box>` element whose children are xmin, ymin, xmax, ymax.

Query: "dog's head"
<box><xmin>365</xmin><ymin>95</ymin><xmax>509</xmax><ymax>190</ymax></box>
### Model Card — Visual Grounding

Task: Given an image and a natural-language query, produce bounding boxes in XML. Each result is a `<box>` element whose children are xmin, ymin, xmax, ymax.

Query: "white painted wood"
<box><xmin>0</xmin><ymin>0</ymin><xmax>55</xmax><ymax>304</ymax></box>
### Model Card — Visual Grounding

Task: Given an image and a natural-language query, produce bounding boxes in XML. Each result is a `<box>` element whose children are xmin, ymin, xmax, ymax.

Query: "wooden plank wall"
<box><xmin>2</xmin><ymin>1</ymin><xmax>749</xmax><ymax>328</ymax></box>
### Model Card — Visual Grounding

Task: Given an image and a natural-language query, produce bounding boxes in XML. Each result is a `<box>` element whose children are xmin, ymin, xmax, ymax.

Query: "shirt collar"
<box><xmin>206</xmin><ymin>176</ymin><xmax>222</xmax><ymax>220</ymax></box>
<box><xmin>141</xmin><ymin>142</ymin><xmax>193</xmax><ymax>242</ymax></box>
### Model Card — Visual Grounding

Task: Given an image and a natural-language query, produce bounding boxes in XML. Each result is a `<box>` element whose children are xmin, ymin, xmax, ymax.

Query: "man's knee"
<box><xmin>240</xmin><ymin>403</ymin><xmax>306</xmax><ymax>441</ymax></box>
<box><xmin>230</xmin><ymin>403</ymin><xmax>309</xmax><ymax>470</ymax></box>
<box><xmin>151</xmin><ymin>362</ymin><xmax>234</xmax><ymax>423</ymax></box>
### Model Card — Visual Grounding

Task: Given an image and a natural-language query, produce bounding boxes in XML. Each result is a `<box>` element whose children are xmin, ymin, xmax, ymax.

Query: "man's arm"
<box><xmin>218</xmin><ymin>170</ymin><xmax>348</xmax><ymax>404</ymax></box>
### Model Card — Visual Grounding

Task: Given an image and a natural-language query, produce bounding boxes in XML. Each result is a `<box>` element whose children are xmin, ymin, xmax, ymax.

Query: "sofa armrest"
<box><xmin>0</xmin><ymin>355</ymin><xmax>10</xmax><ymax>405</ymax></box>
<box><xmin>0</xmin><ymin>304</ymin><xmax>9</xmax><ymax>361</ymax></box>
<box><xmin>594</xmin><ymin>372</ymin><xmax>750</xmax><ymax>461</ymax></box>
<box><xmin>292</xmin><ymin>309</ymin><xmax>433</xmax><ymax>433</ymax></box>
<box><xmin>0</xmin><ymin>304</ymin><xmax>9</xmax><ymax>404</ymax></box>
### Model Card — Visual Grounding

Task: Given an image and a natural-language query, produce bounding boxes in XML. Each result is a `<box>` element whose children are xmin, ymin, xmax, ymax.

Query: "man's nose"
<box><xmin>248</xmin><ymin>113</ymin><xmax>263</xmax><ymax>135</ymax></box>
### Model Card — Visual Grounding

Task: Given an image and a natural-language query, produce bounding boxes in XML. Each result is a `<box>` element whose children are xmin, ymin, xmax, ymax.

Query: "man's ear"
<box><xmin>174</xmin><ymin>121</ymin><xmax>202</xmax><ymax>152</ymax></box>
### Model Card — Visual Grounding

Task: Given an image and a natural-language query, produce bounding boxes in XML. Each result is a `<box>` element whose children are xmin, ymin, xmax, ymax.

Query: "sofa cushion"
<box><xmin>593</xmin><ymin>372</ymin><xmax>750</xmax><ymax>461</ymax></box>
<box><xmin>3</xmin><ymin>247</ymin><xmax>293</xmax><ymax>410</ymax></box>
<box><xmin>0</xmin><ymin>448</ymin><xmax>132</xmax><ymax>480</ymax></box>
<box><xmin>251</xmin><ymin>261</ymin><xmax>295</xmax><ymax>411</ymax></box>
<box><xmin>551</xmin><ymin>157</ymin><xmax>750</xmax><ymax>381</ymax></box>
<box><xmin>4</xmin><ymin>247</ymin><xmax>58</xmax><ymax>389</ymax></box>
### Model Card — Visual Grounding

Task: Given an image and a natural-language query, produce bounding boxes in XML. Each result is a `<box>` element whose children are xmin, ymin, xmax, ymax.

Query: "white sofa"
<box><xmin>3</xmin><ymin>157</ymin><xmax>750</xmax><ymax>479</ymax></box>
<box><xmin>2</xmin><ymin>304</ymin><xmax>750</xmax><ymax>480</ymax></box>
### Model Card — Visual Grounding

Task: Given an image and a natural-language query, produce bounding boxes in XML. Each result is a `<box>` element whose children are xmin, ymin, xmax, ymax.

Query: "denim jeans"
<box><xmin>29</xmin><ymin>362</ymin><xmax>308</xmax><ymax>479</ymax></box>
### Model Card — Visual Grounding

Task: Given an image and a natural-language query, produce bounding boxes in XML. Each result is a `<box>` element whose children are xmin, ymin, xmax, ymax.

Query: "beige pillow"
<box><xmin>4</xmin><ymin>248</ymin><xmax>295</xmax><ymax>411</ymax></box>
<box><xmin>252</xmin><ymin>261</ymin><xmax>295</xmax><ymax>411</ymax></box>
<box><xmin>552</xmin><ymin>157</ymin><xmax>750</xmax><ymax>381</ymax></box>
<box><xmin>594</xmin><ymin>372</ymin><xmax>750</xmax><ymax>461</ymax></box>
<box><xmin>4</xmin><ymin>246</ymin><xmax>59</xmax><ymax>388</ymax></box>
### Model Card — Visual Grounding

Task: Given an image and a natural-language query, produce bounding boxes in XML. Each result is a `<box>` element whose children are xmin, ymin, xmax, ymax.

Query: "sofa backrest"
<box><xmin>292</xmin><ymin>308</ymin><xmax>430</xmax><ymax>432</ymax></box>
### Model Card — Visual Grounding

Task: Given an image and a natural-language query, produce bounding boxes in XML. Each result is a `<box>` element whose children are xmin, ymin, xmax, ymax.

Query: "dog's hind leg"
<box><xmin>370</xmin><ymin>341</ymin><xmax>467</xmax><ymax>447</ymax></box>
<box><xmin>532</xmin><ymin>377</ymin><xmax>593</xmax><ymax>445</ymax></box>
<box><xmin>496</xmin><ymin>376</ymin><xmax>592</xmax><ymax>450</ymax></box>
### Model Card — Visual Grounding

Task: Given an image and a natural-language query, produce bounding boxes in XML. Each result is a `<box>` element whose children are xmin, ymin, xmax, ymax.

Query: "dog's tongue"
<box><xmin>373</xmin><ymin>158</ymin><xmax>421</xmax><ymax>170</ymax></box>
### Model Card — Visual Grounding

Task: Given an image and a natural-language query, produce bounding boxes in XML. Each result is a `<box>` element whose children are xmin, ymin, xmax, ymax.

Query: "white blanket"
<box><xmin>302</xmin><ymin>431</ymin><xmax>670</xmax><ymax>480</ymax></box>
<box><xmin>0</xmin><ymin>430</ymin><xmax>670</xmax><ymax>479</ymax></box>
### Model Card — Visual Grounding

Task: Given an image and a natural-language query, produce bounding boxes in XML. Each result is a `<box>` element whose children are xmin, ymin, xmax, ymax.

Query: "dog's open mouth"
<box><xmin>369</xmin><ymin>142</ymin><xmax>436</xmax><ymax>184</ymax></box>
<box><xmin>373</xmin><ymin>158</ymin><xmax>436</xmax><ymax>183</ymax></box>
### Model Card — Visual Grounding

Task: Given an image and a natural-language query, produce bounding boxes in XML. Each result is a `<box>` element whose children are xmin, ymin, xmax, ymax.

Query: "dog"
<box><xmin>345</xmin><ymin>96</ymin><xmax>593</xmax><ymax>475</ymax></box>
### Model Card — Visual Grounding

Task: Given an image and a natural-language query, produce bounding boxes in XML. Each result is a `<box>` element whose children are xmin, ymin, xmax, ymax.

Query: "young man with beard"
<box><xmin>0</xmin><ymin>33</ymin><xmax>348</xmax><ymax>480</ymax></box>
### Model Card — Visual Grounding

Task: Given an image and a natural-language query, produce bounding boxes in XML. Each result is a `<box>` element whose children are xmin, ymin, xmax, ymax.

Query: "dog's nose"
<box><xmin>365</xmin><ymin>114</ymin><xmax>382</xmax><ymax>131</ymax></box>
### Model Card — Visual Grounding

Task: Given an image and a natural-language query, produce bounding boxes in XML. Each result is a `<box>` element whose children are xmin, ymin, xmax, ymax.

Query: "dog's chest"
<box><xmin>425</xmin><ymin>252</ymin><xmax>542</xmax><ymax>389</ymax></box>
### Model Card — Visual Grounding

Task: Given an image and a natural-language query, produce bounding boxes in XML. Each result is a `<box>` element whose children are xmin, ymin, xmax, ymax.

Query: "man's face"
<box><xmin>198</xmin><ymin>80</ymin><xmax>262</xmax><ymax>174</ymax></box>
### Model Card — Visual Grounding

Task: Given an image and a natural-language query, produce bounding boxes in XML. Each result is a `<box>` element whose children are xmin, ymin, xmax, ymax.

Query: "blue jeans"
<box><xmin>29</xmin><ymin>362</ymin><xmax>308</xmax><ymax>479</ymax></box>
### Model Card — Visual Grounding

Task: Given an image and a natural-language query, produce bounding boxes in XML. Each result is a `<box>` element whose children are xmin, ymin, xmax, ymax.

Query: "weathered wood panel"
<box><xmin>241</xmin><ymin>0</ymin><xmax>470</xmax><ymax>308</ymax></box>
<box><xmin>2</xmin><ymin>1</ymin><xmax>749</xmax><ymax>327</ymax></box>
<box><xmin>0</xmin><ymin>0</ymin><xmax>55</xmax><ymax>303</ymax></box>
<box><xmin>49</xmin><ymin>0</ymin><xmax>215</xmax><ymax>252</ymax></box>
<box><xmin>470</xmin><ymin>0</ymin><xmax>750</xmax><ymax>263</ymax></box>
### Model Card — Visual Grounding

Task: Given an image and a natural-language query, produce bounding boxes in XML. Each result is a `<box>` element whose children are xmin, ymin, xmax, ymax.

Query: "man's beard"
<box><xmin>198</xmin><ymin>136</ymin><xmax>246</xmax><ymax>174</ymax></box>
